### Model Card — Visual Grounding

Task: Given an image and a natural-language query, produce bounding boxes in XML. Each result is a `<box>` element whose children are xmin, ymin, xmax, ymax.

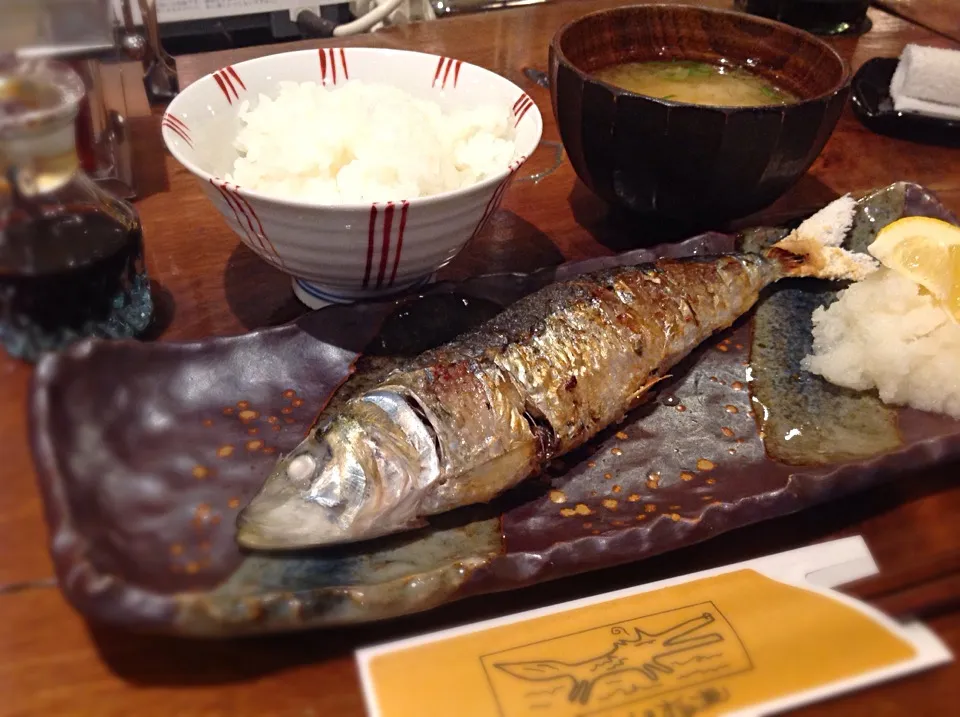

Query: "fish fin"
<box><xmin>795</xmin><ymin>193</ymin><xmax>856</xmax><ymax>247</ymax></box>
<box><xmin>628</xmin><ymin>374</ymin><xmax>672</xmax><ymax>409</ymax></box>
<box><xmin>768</xmin><ymin>195</ymin><xmax>878</xmax><ymax>282</ymax></box>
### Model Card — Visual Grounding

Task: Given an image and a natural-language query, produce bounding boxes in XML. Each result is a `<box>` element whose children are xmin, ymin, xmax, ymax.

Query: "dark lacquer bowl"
<box><xmin>549</xmin><ymin>4</ymin><xmax>852</xmax><ymax>226</ymax></box>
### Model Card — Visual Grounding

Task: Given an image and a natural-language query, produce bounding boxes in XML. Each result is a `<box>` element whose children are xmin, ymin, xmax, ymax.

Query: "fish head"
<box><xmin>236</xmin><ymin>392</ymin><xmax>437</xmax><ymax>549</ymax></box>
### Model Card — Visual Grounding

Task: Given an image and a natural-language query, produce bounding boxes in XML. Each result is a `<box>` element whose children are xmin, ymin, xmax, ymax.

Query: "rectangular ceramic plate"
<box><xmin>29</xmin><ymin>182</ymin><xmax>960</xmax><ymax>636</ymax></box>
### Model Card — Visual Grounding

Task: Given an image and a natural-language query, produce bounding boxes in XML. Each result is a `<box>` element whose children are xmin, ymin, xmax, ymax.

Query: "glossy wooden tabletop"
<box><xmin>3</xmin><ymin>1</ymin><xmax>960</xmax><ymax>715</ymax></box>
<box><xmin>874</xmin><ymin>0</ymin><xmax>960</xmax><ymax>42</ymax></box>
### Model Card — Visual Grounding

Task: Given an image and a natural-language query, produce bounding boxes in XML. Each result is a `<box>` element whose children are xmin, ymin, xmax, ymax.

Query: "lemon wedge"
<box><xmin>867</xmin><ymin>216</ymin><xmax>960</xmax><ymax>322</ymax></box>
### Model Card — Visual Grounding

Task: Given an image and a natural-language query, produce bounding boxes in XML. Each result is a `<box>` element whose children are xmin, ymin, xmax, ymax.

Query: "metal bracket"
<box><xmin>118</xmin><ymin>0</ymin><xmax>179</xmax><ymax>103</ymax></box>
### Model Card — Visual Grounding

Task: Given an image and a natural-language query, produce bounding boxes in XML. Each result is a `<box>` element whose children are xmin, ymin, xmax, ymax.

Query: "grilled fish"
<box><xmin>237</xmin><ymin>197</ymin><xmax>874</xmax><ymax>550</ymax></box>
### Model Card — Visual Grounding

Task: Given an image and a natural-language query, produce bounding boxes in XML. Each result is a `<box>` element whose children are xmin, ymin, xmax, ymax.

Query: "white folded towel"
<box><xmin>889</xmin><ymin>44</ymin><xmax>960</xmax><ymax>121</ymax></box>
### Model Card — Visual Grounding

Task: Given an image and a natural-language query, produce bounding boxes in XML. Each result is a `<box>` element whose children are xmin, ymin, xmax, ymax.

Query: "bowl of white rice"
<box><xmin>160</xmin><ymin>47</ymin><xmax>543</xmax><ymax>306</ymax></box>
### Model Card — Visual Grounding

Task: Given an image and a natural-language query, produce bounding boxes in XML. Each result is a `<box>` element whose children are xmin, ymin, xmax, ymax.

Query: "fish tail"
<box><xmin>765</xmin><ymin>194</ymin><xmax>878</xmax><ymax>282</ymax></box>
<box><xmin>765</xmin><ymin>240</ymin><xmax>876</xmax><ymax>282</ymax></box>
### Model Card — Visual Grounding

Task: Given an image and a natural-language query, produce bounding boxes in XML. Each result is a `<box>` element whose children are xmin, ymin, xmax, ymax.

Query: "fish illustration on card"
<box><xmin>483</xmin><ymin>603</ymin><xmax>752</xmax><ymax>715</ymax></box>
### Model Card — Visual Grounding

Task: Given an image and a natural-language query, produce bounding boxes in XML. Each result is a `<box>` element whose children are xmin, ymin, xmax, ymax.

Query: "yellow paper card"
<box><xmin>357</xmin><ymin>538</ymin><xmax>951</xmax><ymax>717</ymax></box>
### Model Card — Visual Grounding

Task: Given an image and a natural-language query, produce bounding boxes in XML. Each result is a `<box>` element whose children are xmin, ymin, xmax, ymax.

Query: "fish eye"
<box><xmin>286</xmin><ymin>453</ymin><xmax>318</xmax><ymax>486</ymax></box>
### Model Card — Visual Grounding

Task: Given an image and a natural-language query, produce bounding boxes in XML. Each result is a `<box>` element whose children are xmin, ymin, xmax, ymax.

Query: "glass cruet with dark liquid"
<box><xmin>0</xmin><ymin>57</ymin><xmax>152</xmax><ymax>362</ymax></box>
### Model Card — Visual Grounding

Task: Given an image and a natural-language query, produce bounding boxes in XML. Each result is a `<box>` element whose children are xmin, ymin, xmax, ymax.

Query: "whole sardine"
<box><xmin>237</xmin><ymin>198</ymin><xmax>873</xmax><ymax>549</ymax></box>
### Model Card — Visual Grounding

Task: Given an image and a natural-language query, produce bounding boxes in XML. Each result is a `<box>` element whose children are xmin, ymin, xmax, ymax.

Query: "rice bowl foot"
<box><xmin>292</xmin><ymin>274</ymin><xmax>437</xmax><ymax>309</ymax></box>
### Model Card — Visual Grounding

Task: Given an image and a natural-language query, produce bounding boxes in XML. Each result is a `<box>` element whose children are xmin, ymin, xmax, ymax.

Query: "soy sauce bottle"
<box><xmin>0</xmin><ymin>57</ymin><xmax>152</xmax><ymax>362</ymax></box>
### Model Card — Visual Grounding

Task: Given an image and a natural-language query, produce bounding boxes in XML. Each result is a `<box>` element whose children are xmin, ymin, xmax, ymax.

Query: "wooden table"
<box><xmin>2</xmin><ymin>1</ymin><xmax>960</xmax><ymax>714</ymax></box>
<box><xmin>874</xmin><ymin>0</ymin><xmax>960</xmax><ymax>42</ymax></box>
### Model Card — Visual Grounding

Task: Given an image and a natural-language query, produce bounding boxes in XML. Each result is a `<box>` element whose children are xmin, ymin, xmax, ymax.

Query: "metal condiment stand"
<box><xmin>2</xmin><ymin>0</ymin><xmax>180</xmax><ymax>200</ymax></box>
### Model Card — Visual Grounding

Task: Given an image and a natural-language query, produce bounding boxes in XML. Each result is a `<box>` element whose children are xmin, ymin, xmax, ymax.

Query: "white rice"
<box><xmin>225</xmin><ymin>80</ymin><xmax>517</xmax><ymax>204</ymax></box>
<box><xmin>802</xmin><ymin>268</ymin><xmax>960</xmax><ymax>418</ymax></box>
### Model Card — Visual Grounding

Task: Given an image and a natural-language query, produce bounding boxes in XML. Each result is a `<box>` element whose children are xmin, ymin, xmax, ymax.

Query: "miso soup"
<box><xmin>593</xmin><ymin>60</ymin><xmax>798</xmax><ymax>107</ymax></box>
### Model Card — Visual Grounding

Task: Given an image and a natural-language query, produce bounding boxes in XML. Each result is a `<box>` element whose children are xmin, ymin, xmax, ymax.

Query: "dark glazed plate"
<box><xmin>30</xmin><ymin>182</ymin><xmax>960</xmax><ymax>637</ymax></box>
<box><xmin>851</xmin><ymin>57</ymin><xmax>960</xmax><ymax>148</ymax></box>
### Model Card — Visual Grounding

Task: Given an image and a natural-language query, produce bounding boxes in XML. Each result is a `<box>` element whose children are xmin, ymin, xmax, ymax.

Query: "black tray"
<box><xmin>851</xmin><ymin>57</ymin><xmax>960</xmax><ymax>148</ymax></box>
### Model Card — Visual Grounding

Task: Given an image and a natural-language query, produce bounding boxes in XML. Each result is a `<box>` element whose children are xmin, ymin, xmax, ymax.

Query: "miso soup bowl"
<box><xmin>161</xmin><ymin>47</ymin><xmax>542</xmax><ymax>307</ymax></box>
<box><xmin>549</xmin><ymin>4</ymin><xmax>851</xmax><ymax>226</ymax></box>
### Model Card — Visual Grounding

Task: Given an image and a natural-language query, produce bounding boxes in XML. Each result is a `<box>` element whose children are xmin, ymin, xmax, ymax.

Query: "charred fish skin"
<box><xmin>236</xmin><ymin>253</ymin><xmax>780</xmax><ymax>550</ymax></box>
<box><xmin>484</xmin><ymin>255</ymin><xmax>774</xmax><ymax>457</ymax></box>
